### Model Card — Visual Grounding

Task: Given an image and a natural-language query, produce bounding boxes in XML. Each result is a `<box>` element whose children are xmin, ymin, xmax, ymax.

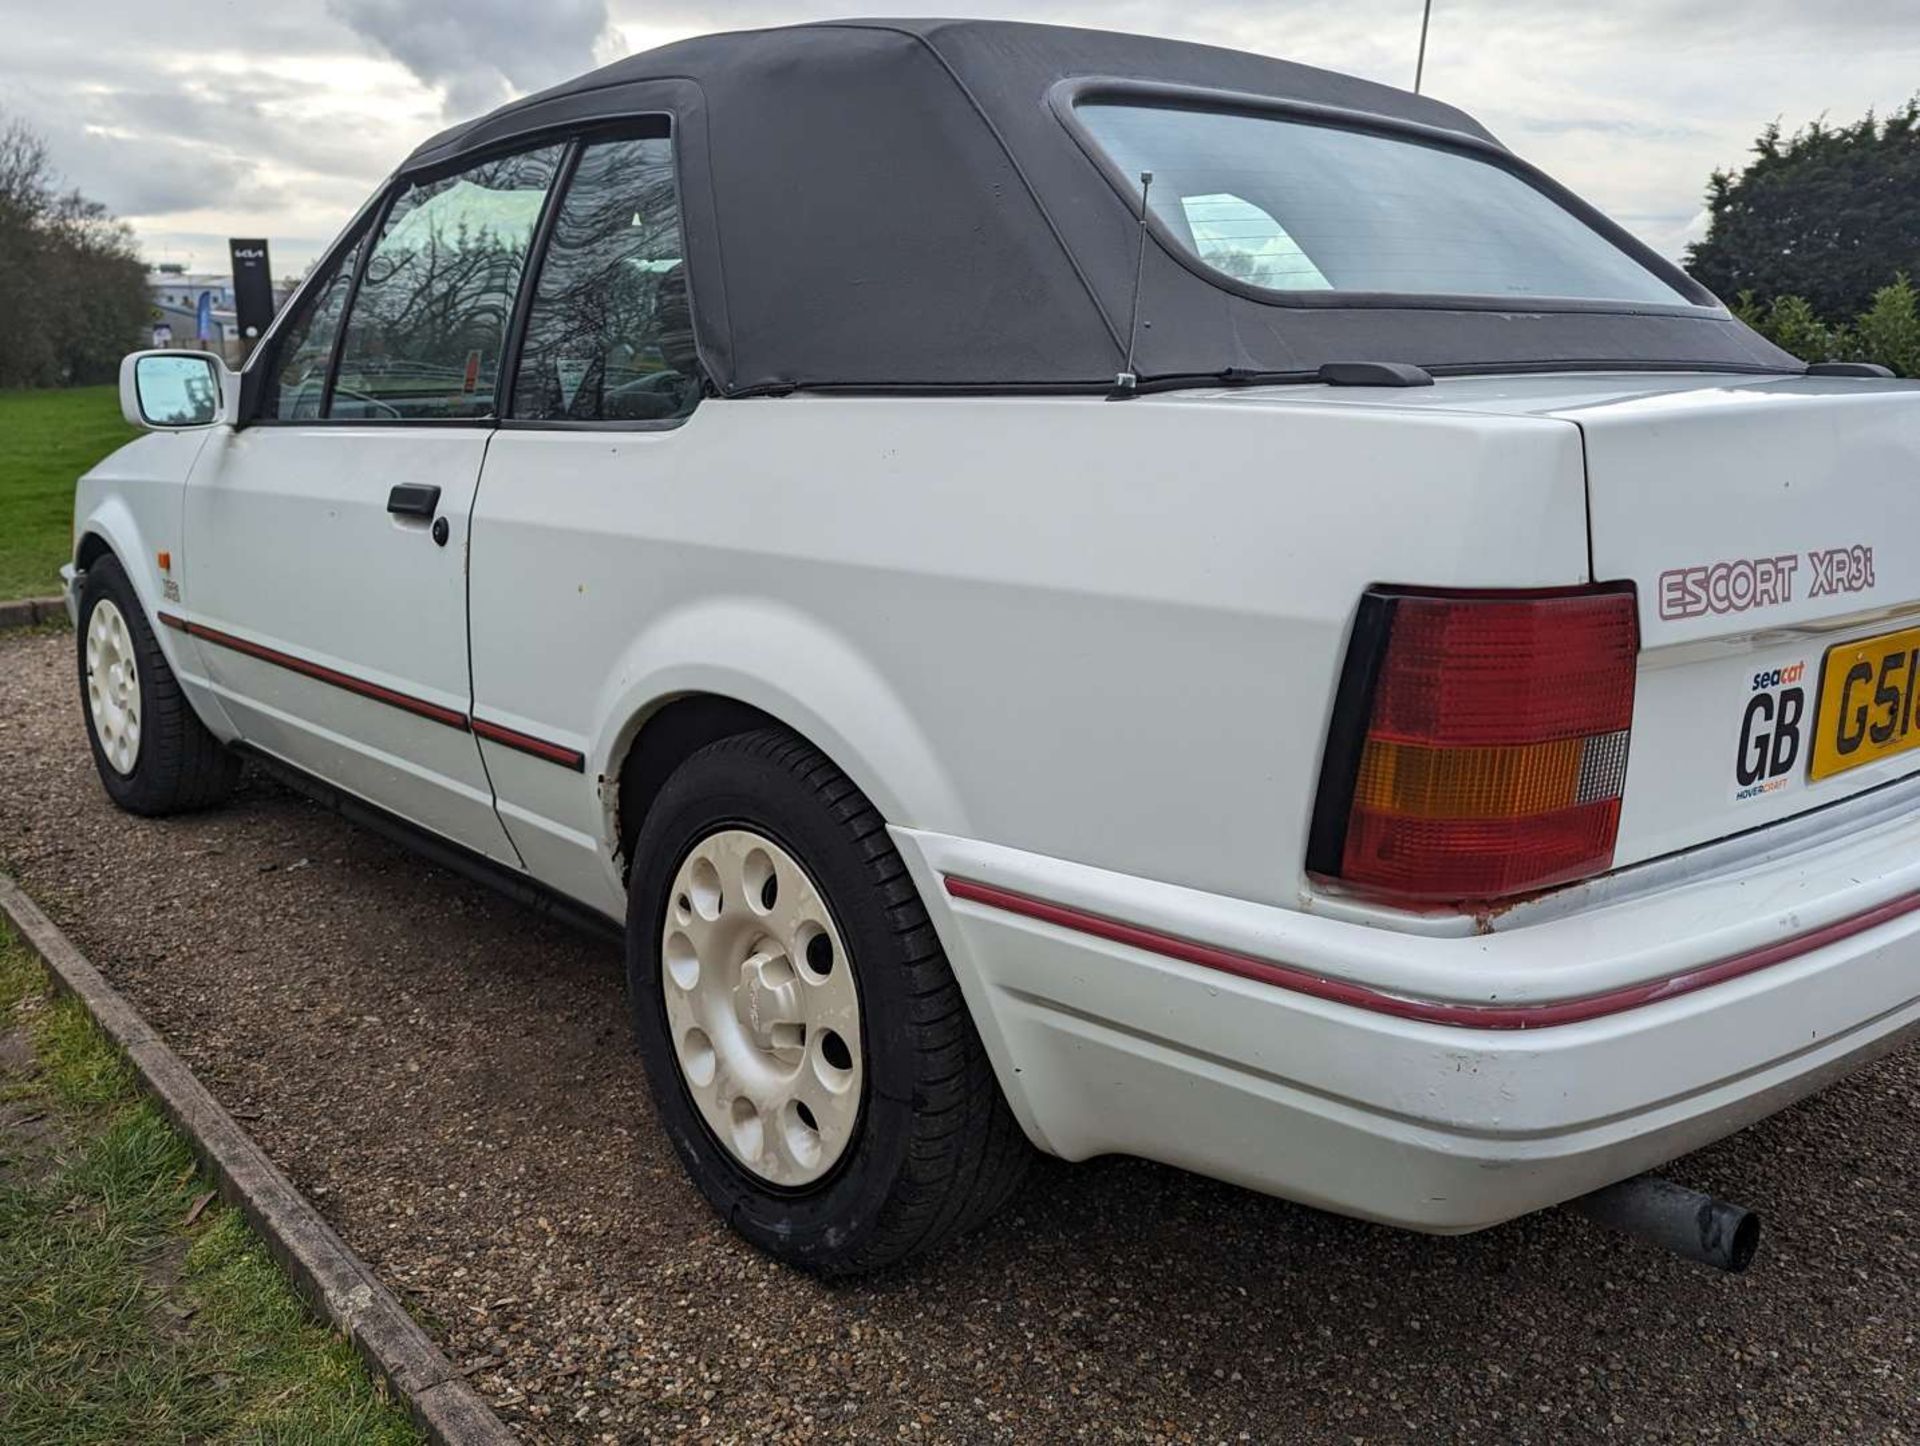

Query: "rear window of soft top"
<box><xmin>1077</xmin><ymin>102</ymin><xmax>1693</xmax><ymax>308</ymax></box>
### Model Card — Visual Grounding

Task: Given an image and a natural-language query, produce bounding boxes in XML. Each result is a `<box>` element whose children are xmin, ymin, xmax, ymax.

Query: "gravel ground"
<box><xmin>3</xmin><ymin>624</ymin><xmax>1917</xmax><ymax>1444</ymax></box>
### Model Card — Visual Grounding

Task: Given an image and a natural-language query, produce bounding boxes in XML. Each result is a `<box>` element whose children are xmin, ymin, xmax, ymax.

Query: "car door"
<box><xmin>181</xmin><ymin>144</ymin><xmax>566</xmax><ymax>862</ymax></box>
<box><xmin>466</xmin><ymin>126</ymin><xmax>707</xmax><ymax>910</ymax></box>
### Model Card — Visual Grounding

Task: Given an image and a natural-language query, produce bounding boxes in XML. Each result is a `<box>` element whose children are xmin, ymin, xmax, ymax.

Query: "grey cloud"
<box><xmin>327</xmin><ymin>0</ymin><xmax>622</xmax><ymax>116</ymax></box>
<box><xmin>0</xmin><ymin>5</ymin><xmax>425</xmax><ymax>267</ymax></box>
<box><xmin>5</xmin><ymin>95</ymin><xmax>270</xmax><ymax>221</ymax></box>
<box><xmin>99</xmin><ymin>84</ymin><xmax>402</xmax><ymax>187</ymax></box>
<box><xmin>1511</xmin><ymin>117</ymin><xmax>1712</xmax><ymax>143</ymax></box>
<box><xmin>0</xmin><ymin>0</ymin><xmax>350</xmax><ymax>61</ymax></box>
<box><xmin>73</xmin><ymin>140</ymin><xmax>268</xmax><ymax>219</ymax></box>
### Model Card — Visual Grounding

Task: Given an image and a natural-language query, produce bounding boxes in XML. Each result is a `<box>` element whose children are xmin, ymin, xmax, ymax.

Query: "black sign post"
<box><xmin>228</xmin><ymin>238</ymin><xmax>275</xmax><ymax>355</ymax></box>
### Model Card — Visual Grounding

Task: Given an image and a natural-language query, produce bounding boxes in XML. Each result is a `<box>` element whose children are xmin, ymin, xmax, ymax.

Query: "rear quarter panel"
<box><xmin>470</xmin><ymin>393</ymin><xmax>1590</xmax><ymax>915</ymax></box>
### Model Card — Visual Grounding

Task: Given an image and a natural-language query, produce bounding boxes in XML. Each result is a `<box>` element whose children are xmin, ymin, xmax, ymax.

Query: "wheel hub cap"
<box><xmin>661</xmin><ymin>829</ymin><xmax>862</xmax><ymax>1187</ymax></box>
<box><xmin>85</xmin><ymin>599</ymin><xmax>141</xmax><ymax>776</ymax></box>
<box><xmin>734</xmin><ymin>949</ymin><xmax>805</xmax><ymax>1060</ymax></box>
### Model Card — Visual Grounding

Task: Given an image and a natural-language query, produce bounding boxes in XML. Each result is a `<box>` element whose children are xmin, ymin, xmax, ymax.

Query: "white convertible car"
<box><xmin>70</xmin><ymin>20</ymin><xmax>1920</xmax><ymax>1274</ymax></box>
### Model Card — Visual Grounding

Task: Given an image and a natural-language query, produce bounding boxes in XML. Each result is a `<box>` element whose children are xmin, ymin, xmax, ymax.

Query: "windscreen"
<box><xmin>1078</xmin><ymin>102</ymin><xmax>1693</xmax><ymax>307</ymax></box>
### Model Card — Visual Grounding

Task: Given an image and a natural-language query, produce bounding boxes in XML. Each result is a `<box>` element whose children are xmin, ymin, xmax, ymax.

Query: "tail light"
<box><xmin>1308</xmin><ymin>587</ymin><xmax>1638</xmax><ymax>905</ymax></box>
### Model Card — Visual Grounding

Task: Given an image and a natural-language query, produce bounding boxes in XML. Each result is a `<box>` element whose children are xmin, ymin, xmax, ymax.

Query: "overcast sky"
<box><xmin>2</xmin><ymin>0</ymin><xmax>1914</xmax><ymax>276</ymax></box>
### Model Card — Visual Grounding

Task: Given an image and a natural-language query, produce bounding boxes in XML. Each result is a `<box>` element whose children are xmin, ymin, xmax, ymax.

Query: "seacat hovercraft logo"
<box><xmin>1734</xmin><ymin>660</ymin><xmax>1808</xmax><ymax>802</ymax></box>
<box><xmin>1659</xmin><ymin>544</ymin><xmax>1875</xmax><ymax>621</ymax></box>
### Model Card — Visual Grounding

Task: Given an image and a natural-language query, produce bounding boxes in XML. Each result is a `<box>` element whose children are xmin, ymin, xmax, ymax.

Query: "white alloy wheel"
<box><xmin>661</xmin><ymin>828</ymin><xmax>863</xmax><ymax>1188</ymax></box>
<box><xmin>85</xmin><ymin>598</ymin><xmax>142</xmax><ymax>775</ymax></box>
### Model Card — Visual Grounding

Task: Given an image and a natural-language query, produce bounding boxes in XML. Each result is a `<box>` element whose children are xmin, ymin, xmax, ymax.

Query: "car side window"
<box><xmin>511</xmin><ymin>134</ymin><xmax>700</xmax><ymax>424</ymax></box>
<box><xmin>262</xmin><ymin>238</ymin><xmax>361</xmax><ymax>420</ymax></box>
<box><xmin>332</xmin><ymin>146</ymin><xmax>564</xmax><ymax>420</ymax></box>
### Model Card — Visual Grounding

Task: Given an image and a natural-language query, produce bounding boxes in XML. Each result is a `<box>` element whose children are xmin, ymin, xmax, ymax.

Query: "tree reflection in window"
<box><xmin>265</xmin><ymin>239</ymin><xmax>361</xmax><ymax>420</ymax></box>
<box><xmin>332</xmin><ymin>147</ymin><xmax>563</xmax><ymax>420</ymax></box>
<box><xmin>513</xmin><ymin>135</ymin><xmax>700</xmax><ymax>424</ymax></box>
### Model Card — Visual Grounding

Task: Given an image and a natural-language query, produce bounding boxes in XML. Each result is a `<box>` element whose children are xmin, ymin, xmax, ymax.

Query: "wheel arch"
<box><xmin>74</xmin><ymin>528</ymin><xmax>117</xmax><ymax>573</ymax></box>
<box><xmin>611</xmin><ymin>693</ymin><xmax>782</xmax><ymax>877</ymax></box>
<box><xmin>71</xmin><ymin>511</ymin><xmax>176</xmax><ymax>663</ymax></box>
<box><xmin>72</xmin><ymin>512</ymin><xmax>179</xmax><ymax>664</ymax></box>
<box><xmin>73</xmin><ymin>506</ymin><xmax>153</xmax><ymax>606</ymax></box>
<box><xmin>595</xmin><ymin>599</ymin><xmax>970</xmax><ymax>883</ymax></box>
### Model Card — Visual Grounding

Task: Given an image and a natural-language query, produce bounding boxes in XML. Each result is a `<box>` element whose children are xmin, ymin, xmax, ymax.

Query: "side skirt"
<box><xmin>234</xmin><ymin>744</ymin><xmax>626</xmax><ymax>947</ymax></box>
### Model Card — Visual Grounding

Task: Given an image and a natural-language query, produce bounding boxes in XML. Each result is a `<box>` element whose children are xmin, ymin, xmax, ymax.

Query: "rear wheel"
<box><xmin>627</xmin><ymin>729</ymin><xmax>1031</xmax><ymax>1274</ymax></box>
<box><xmin>77</xmin><ymin>554</ymin><xmax>239</xmax><ymax>815</ymax></box>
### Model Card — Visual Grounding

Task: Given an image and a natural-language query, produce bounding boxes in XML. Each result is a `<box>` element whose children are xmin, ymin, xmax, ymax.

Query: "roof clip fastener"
<box><xmin>1317</xmin><ymin>361</ymin><xmax>1435</xmax><ymax>388</ymax></box>
<box><xmin>1806</xmin><ymin>361</ymin><xmax>1895</xmax><ymax>379</ymax></box>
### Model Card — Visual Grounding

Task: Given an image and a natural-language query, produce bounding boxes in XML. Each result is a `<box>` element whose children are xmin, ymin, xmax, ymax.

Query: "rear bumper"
<box><xmin>892</xmin><ymin>808</ymin><xmax>1920</xmax><ymax>1232</ymax></box>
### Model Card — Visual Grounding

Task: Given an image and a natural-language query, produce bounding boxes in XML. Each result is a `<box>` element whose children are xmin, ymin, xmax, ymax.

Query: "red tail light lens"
<box><xmin>1312</xmin><ymin>588</ymin><xmax>1638</xmax><ymax>905</ymax></box>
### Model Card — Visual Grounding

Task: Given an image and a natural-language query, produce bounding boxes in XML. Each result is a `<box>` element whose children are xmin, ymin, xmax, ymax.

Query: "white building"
<box><xmin>146</xmin><ymin>263</ymin><xmax>293</xmax><ymax>358</ymax></box>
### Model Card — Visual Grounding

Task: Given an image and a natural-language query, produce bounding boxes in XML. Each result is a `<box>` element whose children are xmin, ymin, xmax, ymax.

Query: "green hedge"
<box><xmin>1734</xmin><ymin>274</ymin><xmax>1920</xmax><ymax>378</ymax></box>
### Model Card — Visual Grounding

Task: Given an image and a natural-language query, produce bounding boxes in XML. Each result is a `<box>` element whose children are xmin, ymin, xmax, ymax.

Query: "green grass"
<box><xmin>0</xmin><ymin>921</ymin><xmax>422</xmax><ymax>1446</ymax></box>
<box><xmin>0</xmin><ymin>387</ymin><xmax>139</xmax><ymax>603</ymax></box>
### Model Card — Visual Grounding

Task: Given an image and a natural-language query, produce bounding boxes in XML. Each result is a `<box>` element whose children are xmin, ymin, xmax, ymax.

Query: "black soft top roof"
<box><xmin>403</xmin><ymin>18</ymin><xmax>1794</xmax><ymax>393</ymax></box>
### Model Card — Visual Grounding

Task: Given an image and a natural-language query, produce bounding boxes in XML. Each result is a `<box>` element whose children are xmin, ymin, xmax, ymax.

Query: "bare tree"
<box><xmin>0</xmin><ymin>115</ymin><xmax>53</xmax><ymax>217</ymax></box>
<box><xmin>0</xmin><ymin>109</ymin><xmax>147</xmax><ymax>388</ymax></box>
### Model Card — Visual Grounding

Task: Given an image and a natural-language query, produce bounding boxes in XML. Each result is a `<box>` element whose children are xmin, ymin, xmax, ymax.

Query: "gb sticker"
<box><xmin>1734</xmin><ymin>660</ymin><xmax>1807</xmax><ymax>803</ymax></box>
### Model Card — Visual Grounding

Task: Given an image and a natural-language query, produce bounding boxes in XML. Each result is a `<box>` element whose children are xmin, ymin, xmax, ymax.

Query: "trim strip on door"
<box><xmin>158</xmin><ymin>611</ymin><xmax>585</xmax><ymax>770</ymax></box>
<box><xmin>470</xmin><ymin>717</ymin><xmax>587</xmax><ymax>772</ymax></box>
<box><xmin>159</xmin><ymin>613</ymin><xmax>471</xmax><ymax>729</ymax></box>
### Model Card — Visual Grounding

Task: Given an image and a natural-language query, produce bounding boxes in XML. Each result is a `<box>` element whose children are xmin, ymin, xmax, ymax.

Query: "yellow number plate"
<box><xmin>1811</xmin><ymin>625</ymin><xmax>1920</xmax><ymax>781</ymax></box>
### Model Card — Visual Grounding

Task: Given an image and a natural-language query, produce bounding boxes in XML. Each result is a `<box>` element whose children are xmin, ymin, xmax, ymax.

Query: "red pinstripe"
<box><xmin>942</xmin><ymin>875</ymin><xmax>1920</xmax><ymax>1031</ymax></box>
<box><xmin>471</xmin><ymin>717</ymin><xmax>586</xmax><ymax>771</ymax></box>
<box><xmin>160</xmin><ymin>611</ymin><xmax>582</xmax><ymax>769</ymax></box>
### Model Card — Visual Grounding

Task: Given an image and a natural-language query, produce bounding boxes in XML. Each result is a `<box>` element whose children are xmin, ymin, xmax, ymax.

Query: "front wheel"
<box><xmin>77</xmin><ymin>553</ymin><xmax>240</xmax><ymax>815</ymax></box>
<box><xmin>626</xmin><ymin>729</ymin><xmax>1031</xmax><ymax>1274</ymax></box>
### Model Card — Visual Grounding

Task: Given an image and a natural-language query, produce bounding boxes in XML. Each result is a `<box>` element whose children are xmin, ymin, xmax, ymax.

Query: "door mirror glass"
<box><xmin>132</xmin><ymin>352</ymin><xmax>223</xmax><ymax>427</ymax></box>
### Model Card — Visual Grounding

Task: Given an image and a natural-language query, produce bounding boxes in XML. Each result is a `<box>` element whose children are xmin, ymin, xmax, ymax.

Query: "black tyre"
<box><xmin>77</xmin><ymin>553</ymin><xmax>240</xmax><ymax>815</ymax></box>
<box><xmin>627</xmin><ymin>728</ymin><xmax>1031</xmax><ymax>1274</ymax></box>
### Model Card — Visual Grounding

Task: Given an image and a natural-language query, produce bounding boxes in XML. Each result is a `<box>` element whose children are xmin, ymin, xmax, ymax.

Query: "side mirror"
<box><xmin>119</xmin><ymin>350</ymin><xmax>239</xmax><ymax>430</ymax></box>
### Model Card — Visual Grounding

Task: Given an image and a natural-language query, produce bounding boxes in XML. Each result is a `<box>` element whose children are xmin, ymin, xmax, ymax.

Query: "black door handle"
<box><xmin>387</xmin><ymin>483</ymin><xmax>441</xmax><ymax>519</ymax></box>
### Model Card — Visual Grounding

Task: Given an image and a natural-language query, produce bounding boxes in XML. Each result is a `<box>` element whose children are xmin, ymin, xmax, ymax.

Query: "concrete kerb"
<box><xmin>0</xmin><ymin>595</ymin><xmax>66</xmax><ymax>631</ymax></box>
<box><xmin>0</xmin><ymin>871</ymin><xmax>518</xmax><ymax>1446</ymax></box>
